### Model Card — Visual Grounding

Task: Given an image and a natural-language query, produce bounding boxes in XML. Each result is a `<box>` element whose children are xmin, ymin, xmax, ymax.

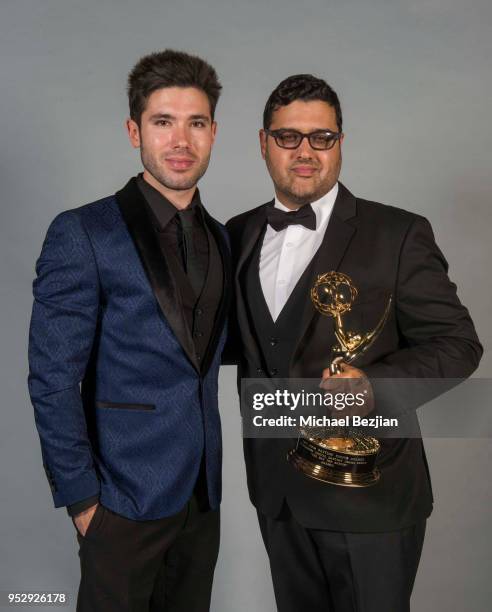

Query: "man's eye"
<box><xmin>155</xmin><ymin>120</ymin><xmax>170</xmax><ymax>126</ymax></box>
<box><xmin>191</xmin><ymin>121</ymin><xmax>206</xmax><ymax>128</ymax></box>
<box><xmin>279</xmin><ymin>132</ymin><xmax>300</xmax><ymax>145</ymax></box>
<box><xmin>311</xmin><ymin>134</ymin><xmax>331</xmax><ymax>147</ymax></box>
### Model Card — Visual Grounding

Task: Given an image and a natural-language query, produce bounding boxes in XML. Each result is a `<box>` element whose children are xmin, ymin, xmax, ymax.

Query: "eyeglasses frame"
<box><xmin>264</xmin><ymin>128</ymin><xmax>343</xmax><ymax>150</ymax></box>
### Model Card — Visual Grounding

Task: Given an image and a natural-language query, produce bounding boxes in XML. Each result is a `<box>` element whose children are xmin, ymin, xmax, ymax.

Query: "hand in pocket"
<box><xmin>73</xmin><ymin>503</ymin><xmax>99</xmax><ymax>537</ymax></box>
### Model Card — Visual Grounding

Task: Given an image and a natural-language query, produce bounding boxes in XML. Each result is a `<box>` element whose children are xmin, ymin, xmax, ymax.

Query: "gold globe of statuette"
<box><xmin>310</xmin><ymin>271</ymin><xmax>357</xmax><ymax>318</ymax></box>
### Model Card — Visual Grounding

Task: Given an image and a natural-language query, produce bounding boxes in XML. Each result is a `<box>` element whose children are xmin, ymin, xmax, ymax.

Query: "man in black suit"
<box><xmin>225</xmin><ymin>74</ymin><xmax>482</xmax><ymax>611</ymax></box>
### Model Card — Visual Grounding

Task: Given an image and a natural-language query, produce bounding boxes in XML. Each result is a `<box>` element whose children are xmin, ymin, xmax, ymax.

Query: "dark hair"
<box><xmin>263</xmin><ymin>74</ymin><xmax>342</xmax><ymax>132</ymax></box>
<box><xmin>127</xmin><ymin>49</ymin><xmax>222</xmax><ymax>124</ymax></box>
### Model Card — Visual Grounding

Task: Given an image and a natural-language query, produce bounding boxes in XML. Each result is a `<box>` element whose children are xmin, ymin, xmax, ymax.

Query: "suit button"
<box><xmin>270</xmin><ymin>368</ymin><xmax>278</xmax><ymax>376</ymax></box>
<box><xmin>195</xmin><ymin>331</ymin><xmax>204</xmax><ymax>338</ymax></box>
<box><xmin>196</xmin><ymin>308</ymin><xmax>203</xmax><ymax>316</ymax></box>
<box><xmin>270</xmin><ymin>337</ymin><xmax>278</xmax><ymax>347</ymax></box>
<box><xmin>256</xmin><ymin>368</ymin><xmax>263</xmax><ymax>375</ymax></box>
<box><xmin>197</xmin><ymin>355</ymin><xmax>202</xmax><ymax>361</ymax></box>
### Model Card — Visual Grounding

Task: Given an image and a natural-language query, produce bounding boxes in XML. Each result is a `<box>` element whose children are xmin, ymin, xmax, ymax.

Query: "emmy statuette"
<box><xmin>287</xmin><ymin>271</ymin><xmax>392</xmax><ymax>487</ymax></box>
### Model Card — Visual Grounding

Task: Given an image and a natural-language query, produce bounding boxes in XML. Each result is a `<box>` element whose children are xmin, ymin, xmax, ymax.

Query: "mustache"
<box><xmin>290</xmin><ymin>161</ymin><xmax>319</xmax><ymax>170</ymax></box>
<box><xmin>164</xmin><ymin>149</ymin><xmax>198</xmax><ymax>160</ymax></box>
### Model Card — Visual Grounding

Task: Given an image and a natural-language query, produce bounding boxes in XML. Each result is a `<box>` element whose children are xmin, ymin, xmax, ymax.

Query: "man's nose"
<box><xmin>170</xmin><ymin>124</ymin><xmax>191</xmax><ymax>148</ymax></box>
<box><xmin>296</xmin><ymin>135</ymin><xmax>315</xmax><ymax>158</ymax></box>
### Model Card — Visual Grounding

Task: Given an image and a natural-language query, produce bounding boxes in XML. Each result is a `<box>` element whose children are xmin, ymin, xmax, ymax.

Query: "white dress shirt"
<box><xmin>259</xmin><ymin>182</ymin><xmax>339</xmax><ymax>321</ymax></box>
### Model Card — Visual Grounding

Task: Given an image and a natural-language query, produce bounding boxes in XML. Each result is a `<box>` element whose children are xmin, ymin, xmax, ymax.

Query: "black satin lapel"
<box><xmin>235</xmin><ymin>206</ymin><xmax>268</xmax><ymax>370</ymax></box>
<box><xmin>290</xmin><ymin>184</ymin><xmax>357</xmax><ymax>372</ymax></box>
<box><xmin>236</xmin><ymin>205</ymin><xmax>269</xmax><ymax>275</ymax></box>
<box><xmin>115</xmin><ymin>178</ymin><xmax>199</xmax><ymax>372</ymax></box>
<box><xmin>200</xmin><ymin>211</ymin><xmax>233</xmax><ymax>375</ymax></box>
<box><xmin>311</xmin><ymin>213</ymin><xmax>356</xmax><ymax>278</ymax></box>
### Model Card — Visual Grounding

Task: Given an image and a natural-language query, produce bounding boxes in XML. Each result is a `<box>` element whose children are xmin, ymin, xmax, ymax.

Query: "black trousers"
<box><xmin>258</xmin><ymin>503</ymin><xmax>426</xmax><ymax>612</ymax></box>
<box><xmin>75</xmin><ymin>495</ymin><xmax>220</xmax><ymax>612</ymax></box>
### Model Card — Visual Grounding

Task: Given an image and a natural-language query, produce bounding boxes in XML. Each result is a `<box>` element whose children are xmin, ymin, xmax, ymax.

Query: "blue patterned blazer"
<box><xmin>28</xmin><ymin>178</ymin><xmax>231</xmax><ymax>520</ymax></box>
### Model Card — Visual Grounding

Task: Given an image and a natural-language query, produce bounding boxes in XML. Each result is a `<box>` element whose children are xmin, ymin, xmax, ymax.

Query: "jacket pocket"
<box><xmin>95</xmin><ymin>400</ymin><xmax>156</xmax><ymax>411</ymax></box>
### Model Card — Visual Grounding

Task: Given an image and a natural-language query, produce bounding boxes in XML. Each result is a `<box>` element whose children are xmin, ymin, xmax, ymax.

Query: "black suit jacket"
<box><xmin>225</xmin><ymin>182</ymin><xmax>482</xmax><ymax>532</ymax></box>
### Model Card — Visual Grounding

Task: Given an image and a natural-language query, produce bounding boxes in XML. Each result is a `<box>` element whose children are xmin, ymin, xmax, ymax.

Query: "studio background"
<box><xmin>1</xmin><ymin>0</ymin><xmax>491</xmax><ymax>610</ymax></box>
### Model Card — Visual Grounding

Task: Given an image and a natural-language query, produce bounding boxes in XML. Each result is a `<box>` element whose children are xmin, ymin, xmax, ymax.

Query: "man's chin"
<box><xmin>166</xmin><ymin>180</ymin><xmax>198</xmax><ymax>191</ymax></box>
<box><xmin>285</xmin><ymin>190</ymin><xmax>318</xmax><ymax>207</ymax></box>
<box><xmin>154</xmin><ymin>173</ymin><xmax>199</xmax><ymax>192</ymax></box>
<box><xmin>142</xmin><ymin>160</ymin><xmax>206</xmax><ymax>193</ymax></box>
<box><xmin>282</xmin><ymin>182</ymin><xmax>323</xmax><ymax>205</ymax></box>
<box><xmin>163</xmin><ymin>164</ymin><xmax>209</xmax><ymax>191</ymax></box>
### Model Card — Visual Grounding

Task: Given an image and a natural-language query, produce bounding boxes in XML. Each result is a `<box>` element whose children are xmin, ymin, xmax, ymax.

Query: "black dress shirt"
<box><xmin>136</xmin><ymin>175</ymin><xmax>223</xmax><ymax>363</ymax></box>
<box><xmin>137</xmin><ymin>175</ymin><xmax>209</xmax><ymax>300</ymax></box>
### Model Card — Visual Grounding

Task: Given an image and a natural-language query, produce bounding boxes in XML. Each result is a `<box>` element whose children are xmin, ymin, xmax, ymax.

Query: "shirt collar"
<box><xmin>136</xmin><ymin>173</ymin><xmax>203</xmax><ymax>231</ymax></box>
<box><xmin>273</xmin><ymin>181</ymin><xmax>339</xmax><ymax>230</ymax></box>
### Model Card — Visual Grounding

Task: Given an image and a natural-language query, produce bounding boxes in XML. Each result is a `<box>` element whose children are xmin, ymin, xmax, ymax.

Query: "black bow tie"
<box><xmin>266</xmin><ymin>204</ymin><xmax>316</xmax><ymax>232</ymax></box>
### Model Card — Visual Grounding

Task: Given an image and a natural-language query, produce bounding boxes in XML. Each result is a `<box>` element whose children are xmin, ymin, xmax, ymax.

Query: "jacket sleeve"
<box><xmin>364</xmin><ymin>215</ymin><xmax>483</xmax><ymax>415</ymax></box>
<box><xmin>28</xmin><ymin>211</ymin><xmax>101</xmax><ymax>508</ymax></box>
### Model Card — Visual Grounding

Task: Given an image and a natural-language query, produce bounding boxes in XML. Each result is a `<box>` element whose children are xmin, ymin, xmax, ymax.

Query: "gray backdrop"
<box><xmin>1</xmin><ymin>0</ymin><xmax>491</xmax><ymax>610</ymax></box>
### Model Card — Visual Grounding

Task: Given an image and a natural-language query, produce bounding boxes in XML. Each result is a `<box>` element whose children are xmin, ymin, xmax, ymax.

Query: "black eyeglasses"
<box><xmin>264</xmin><ymin>128</ymin><xmax>342</xmax><ymax>151</ymax></box>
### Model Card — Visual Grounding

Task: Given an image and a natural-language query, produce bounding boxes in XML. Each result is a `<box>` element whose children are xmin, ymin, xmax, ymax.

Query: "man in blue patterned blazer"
<box><xmin>28</xmin><ymin>50</ymin><xmax>231</xmax><ymax>612</ymax></box>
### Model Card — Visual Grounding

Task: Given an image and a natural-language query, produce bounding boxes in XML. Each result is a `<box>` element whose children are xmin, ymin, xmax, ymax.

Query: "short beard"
<box><xmin>274</xmin><ymin>186</ymin><xmax>313</xmax><ymax>208</ymax></box>
<box><xmin>140</xmin><ymin>147</ymin><xmax>210</xmax><ymax>192</ymax></box>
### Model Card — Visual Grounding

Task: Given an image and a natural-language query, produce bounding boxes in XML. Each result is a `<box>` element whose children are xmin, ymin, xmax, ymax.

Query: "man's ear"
<box><xmin>259</xmin><ymin>129</ymin><xmax>267</xmax><ymax>160</ymax></box>
<box><xmin>211</xmin><ymin>120</ymin><xmax>218</xmax><ymax>145</ymax></box>
<box><xmin>126</xmin><ymin>118</ymin><xmax>141</xmax><ymax>148</ymax></box>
